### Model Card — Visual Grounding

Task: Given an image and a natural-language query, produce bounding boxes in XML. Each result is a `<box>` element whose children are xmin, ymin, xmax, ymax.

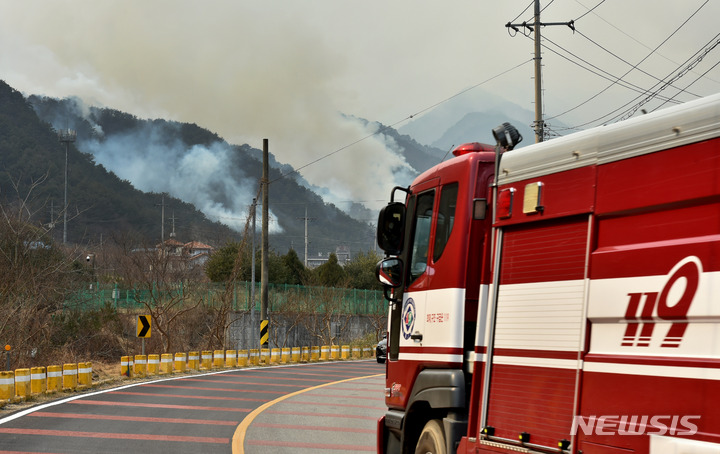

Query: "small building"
<box><xmin>156</xmin><ymin>238</ymin><xmax>214</xmax><ymax>269</ymax></box>
<box><xmin>183</xmin><ymin>241</ymin><xmax>213</xmax><ymax>267</ymax></box>
<box><xmin>306</xmin><ymin>246</ymin><xmax>351</xmax><ymax>269</ymax></box>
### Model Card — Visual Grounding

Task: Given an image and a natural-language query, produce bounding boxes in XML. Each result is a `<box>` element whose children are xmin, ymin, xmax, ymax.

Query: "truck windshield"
<box><xmin>408</xmin><ymin>191</ymin><xmax>435</xmax><ymax>284</ymax></box>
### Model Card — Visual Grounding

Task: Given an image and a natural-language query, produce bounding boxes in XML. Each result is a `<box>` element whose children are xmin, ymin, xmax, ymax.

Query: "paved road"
<box><xmin>0</xmin><ymin>360</ymin><xmax>385</xmax><ymax>454</ymax></box>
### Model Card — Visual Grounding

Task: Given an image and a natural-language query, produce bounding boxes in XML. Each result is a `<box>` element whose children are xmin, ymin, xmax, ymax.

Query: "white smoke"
<box><xmin>0</xmin><ymin>1</ymin><xmax>415</xmax><ymax>217</ymax></box>
<box><xmin>84</xmin><ymin>126</ymin><xmax>284</xmax><ymax>233</ymax></box>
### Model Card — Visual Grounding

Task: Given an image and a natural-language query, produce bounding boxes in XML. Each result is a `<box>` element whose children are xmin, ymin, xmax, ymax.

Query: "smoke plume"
<box><xmin>0</xmin><ymin>1</ymin><xmax>414</xmax><ymax>218</ymax></box>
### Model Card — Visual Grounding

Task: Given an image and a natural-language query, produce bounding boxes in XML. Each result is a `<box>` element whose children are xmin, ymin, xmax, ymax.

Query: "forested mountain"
<box><xmin>0</xmin><ymin>81</ymin><xmax>237</xmax><ymax>248</ymax></box>
<box><xmin>1</xmin><ymin>80</ymin><xmax>402</xmax><ymax>256</ymax></box>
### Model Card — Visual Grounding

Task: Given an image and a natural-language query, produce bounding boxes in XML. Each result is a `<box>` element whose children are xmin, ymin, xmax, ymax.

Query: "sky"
<box><xmin>1</xmin><ymin>0</ymin><xmax>719</xmax><ymax>214</ymax></box>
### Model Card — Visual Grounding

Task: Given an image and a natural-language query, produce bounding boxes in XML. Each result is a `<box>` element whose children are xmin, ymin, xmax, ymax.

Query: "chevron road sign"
<box><xmin>137</xmin><ymin>315</ymin><xmax>151</xmax><ymax>338</ymax></box>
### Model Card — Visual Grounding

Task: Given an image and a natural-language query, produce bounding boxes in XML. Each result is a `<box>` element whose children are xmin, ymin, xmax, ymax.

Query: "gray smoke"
<box><xmin>0</xmin><ymin>1</ymin><xmax>415</xmax><ymax>216</ymax></box>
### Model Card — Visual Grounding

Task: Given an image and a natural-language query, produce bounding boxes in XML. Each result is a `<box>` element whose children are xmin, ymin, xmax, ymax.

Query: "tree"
<box><xmin>0</xmin><ymin>175</ymin><xmax>91</xmax><ymax>367</ymax></box>
<box><xmin>344</xmin><ymin>250</ymin><xmax>382</xmax><ymax>290</ymax></box>
<box><xmin>313</xmin><ymin>253</ymin><xmax>346</xmax><ymax>287</ymax></box>
<box><xmin>114</xmin><ymin>239</ymin><xmax>202</xmax><ymax>354</ymax></box>
<box><xmin>280</xmin><ymin>248</ymin><xmax>306</xmax><ymax>285</ymax></box>
<box><xmin>205</xmin><ymin>241</ymin><xmax>242</xmax><ymax>282</ymax></box>
<box><xmin>300</xmin><ymin>286</ymin><xmax>352</xmax><ymax>346</ymax></box>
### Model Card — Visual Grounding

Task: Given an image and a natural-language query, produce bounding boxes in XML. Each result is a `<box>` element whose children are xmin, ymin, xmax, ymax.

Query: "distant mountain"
<box><xmin>431</xmin><ymin>111</ymin><xmax>535</xmax><ymax>151</ymax></box>
<box><xmin>398</xmin><ymin>88</ymin><xmax>538</xmax><ymax>150</ymax></box>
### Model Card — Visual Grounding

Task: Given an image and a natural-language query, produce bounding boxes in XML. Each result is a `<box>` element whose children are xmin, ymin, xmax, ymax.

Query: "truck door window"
<box><xmin>408</xmin><ymin>191</ymin><xmax>435</xmax><ymax>284</ymax></box>
<box><xmin>433</xmin><ymin>183</ymin><xmax>458</xmax><ymax>262</ymax></box>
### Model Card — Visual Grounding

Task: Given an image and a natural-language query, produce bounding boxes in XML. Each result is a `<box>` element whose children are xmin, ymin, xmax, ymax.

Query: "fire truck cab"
<box><xmin>376</xmin><ymin>93</ymin><xmax>720</xmax><ymax>454</ymax></box>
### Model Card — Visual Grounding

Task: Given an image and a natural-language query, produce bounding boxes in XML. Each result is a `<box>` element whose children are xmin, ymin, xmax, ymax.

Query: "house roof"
<box><xmin>156</xmin><ymin>238</ymin><xmax>184</xmax><ymax>248</ymax></box>
<box><xmin>184</xmin><ymin>241</ymin><xmax>213</xmax><ymax>250</ymax></box>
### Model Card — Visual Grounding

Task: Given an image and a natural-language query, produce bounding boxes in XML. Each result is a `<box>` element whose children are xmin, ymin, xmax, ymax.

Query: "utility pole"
<box><xmin>260</xmin><ymin>139</ymin><xmax>269</xmax><ymax>349</ymax></box>
<box><xmin>506</xmin><ymin>0</ymin><xmax>574</xmax><ymax>143</ymax></box>
<box><xmin>156</xmin><ymin>195</ymin><xmax>167</xmax><ymax>245</ymax></box>
<box><xmin>250</xmin><ymin>198</ymin><xmax>257</xmax><ymax>332</ymax></box>
<box><xmin>49</xmin><ymin>200</ymin><xmax>55</xmax><ymax>231</ymax></box>
<box><xmin>169</xmin><ymin>211</ymin><xmax>177</xmax><ymax>238</ymax></box>
<box><xmin>57</xmin><ymin>129</ymin><xmax>76</xmax><ymax>244</ymax></box>
<box><xmin>298</xmin><ymin>206</ymin><xmax>315</xmax><ymax>268</ymax></box>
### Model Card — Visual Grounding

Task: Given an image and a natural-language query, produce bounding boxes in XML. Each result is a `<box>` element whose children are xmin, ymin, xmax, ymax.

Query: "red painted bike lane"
<box><xmin>236</xmin><ymin>365</ymin><xmax>385</xmax><ymax>453</ymax></box>
<box><xmin>0</xmin><ymin>360</ymin><xmax>385</xmax><ymax>454</ymax></box>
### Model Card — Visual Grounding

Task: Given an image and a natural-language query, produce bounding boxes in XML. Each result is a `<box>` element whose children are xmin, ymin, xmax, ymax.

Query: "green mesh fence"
<box><xmin>67</xmin><ymin>282</ymin><xmax>385</xmax><ymax>315</ymax></box>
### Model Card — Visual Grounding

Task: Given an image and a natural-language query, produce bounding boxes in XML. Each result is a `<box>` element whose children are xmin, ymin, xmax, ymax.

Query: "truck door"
<box><xmin>483</xmin><ymin>215</ymin><xmax>589</xmax><ymax>450</ymax></box>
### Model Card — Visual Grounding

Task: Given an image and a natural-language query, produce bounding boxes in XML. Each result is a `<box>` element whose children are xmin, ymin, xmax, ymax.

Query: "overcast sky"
<box><xmin>1</xmin><ymin>1</ymin><xmax>719</xmax><ymax>208</ymax></box>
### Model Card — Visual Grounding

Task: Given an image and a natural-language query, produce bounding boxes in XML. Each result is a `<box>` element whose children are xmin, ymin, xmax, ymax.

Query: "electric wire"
<box><xmin>575</xmin><ymin>29</ymin><xmax>701</xmax><ymax>98</ymax></box>
<box><xmin>573</xmin><ymin>0</ymin><xmax>719</xmax><ymax>87</ymax></box>
<box><xmin>540</xmin><ymin>0</ymin><xmax>556</xmax><ymax>14</ymax></box>
<box><xmin>568</xmin><ymin>31</ymin><xmax>720</xmax><ymax>128</ymax></box>
<box><xmin>574</xmin><ymin>0</ymin><xmax>607</xmax><ymax>22</ymax></box>
<box><xmin>574</xmin><ymin>0</ymin><xmax>720</xmax><ymax>87</ymax></box>
<box><xmin>616</xmin><ymin>33</ymin><xmax>720</xmax><ymax>122</ymax></box>
<box><xmin>538</xmin><ymin>34</ymin><xmax>681</xmax><ymax>103</ymax></box>
<box><xmin>268</xmin><ymin>58</ymin><xmax>533</xmax><ymax>185</ymax></box>
<box><xmin>652</xmin><ymin>58</ymin><xmax>720</xmax><ymax>111</ymax></box>
<box><xmin>544</xmin><ymin>0</ymin><xmax>710</xmax><ymax>126</ymax></box>
<box><xmin>509</xmin><ymin>0</ymin><xmax>535</xmax><ymax>24</ymax></box>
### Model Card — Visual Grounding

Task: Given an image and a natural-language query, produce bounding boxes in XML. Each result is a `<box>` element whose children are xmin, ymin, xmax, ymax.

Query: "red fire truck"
<box><xmin>375</xmin><ymin>93</ymin><xmax>720</xmax><ymax>454</ymax></box>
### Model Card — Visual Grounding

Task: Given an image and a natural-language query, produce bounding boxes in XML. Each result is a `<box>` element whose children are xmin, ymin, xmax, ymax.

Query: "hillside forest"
<box><xmin>0</xmin><ymin>79</ymin><xmax>389</xmax><ymax>371</ymax></box>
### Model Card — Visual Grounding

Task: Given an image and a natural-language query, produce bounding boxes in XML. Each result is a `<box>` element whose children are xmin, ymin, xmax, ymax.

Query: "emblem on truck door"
<box><xmin>622</xmin><ymin>256</ymin><xmax>700</xmax><ymax>348</ymax></box>
<box><xmin>401</xmin><ymin>298</ymin><xmax>416</xmax><ymax>340</ymax></box>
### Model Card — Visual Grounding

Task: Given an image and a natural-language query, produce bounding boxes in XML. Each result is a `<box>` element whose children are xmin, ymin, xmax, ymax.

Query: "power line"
<box><xmin>268</xmin><ymin>59</ymin><xmax>533</xmax><ymax>184</ymax></box>
<box><xmin>519</xmin><ymin>33</ymin><xmax>683</xmax><ymax>133</ymax></box>
<box><xmin>541</xmin><ymin>34</ymin><xmax>682</xmax><ymax>102</ymax></box>
<box><xmin>573</xmin><ymin>0</ymin><xmax>607</xmax><ymax>22</ymax></box>
<box><xmin>575</xmin><ymin>29</ymin><xmax>701</xmax><ymax>98</ymax></box>
<box><xmin>573</xmin><ymin>0</ymin><xmax>720</xmax><ymax>88</ymax></box>
<box><xmin>546</xmin><ymin>0</ymin><xmax>709</xmax><ymax>125</ymax></box>
<box><xmin>616</xmin><ymin>33</ymin><xmax>720</xmax><ymax>122</ymax></box>
<box><xmin>562</xmin><ymin>31</ymin><xmax>720</xmax><ymax>129</ymax></box>
<box><xmin>509</xmin><ymin>0</ymin><xmax>535</xmax><ymax>24</ymax></box>
<box><xmin>651</xmin><ymin>58</ymin><xmax>720</xmax><ymax>112</ymax></box>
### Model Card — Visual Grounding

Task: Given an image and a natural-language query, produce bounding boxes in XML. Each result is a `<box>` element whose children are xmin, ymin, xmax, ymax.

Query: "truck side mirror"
<box><xmin>376</xmin><ymin>257</ymin><xmax>403</xmax><ymax>288</ymax></box>
<box><xmin>377</xmin><ymin>202</ymin><xmax>405</xmax><ymax>255</ymax></box>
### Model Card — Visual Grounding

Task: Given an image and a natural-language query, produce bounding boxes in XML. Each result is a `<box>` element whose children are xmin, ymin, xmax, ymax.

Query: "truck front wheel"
<box><xmin>415</xmin><ymin>419</ymin><xmax>446</xmax><ymax>454</ymax></box>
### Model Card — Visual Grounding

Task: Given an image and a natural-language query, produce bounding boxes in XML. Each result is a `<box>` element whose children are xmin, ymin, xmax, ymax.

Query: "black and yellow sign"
<box><xmin>137</xmin><ymin>315</ymin><xmax>151</xmax><ymax>338</ymax></box>
<box><xmin>260</xmin><ymin>319</ymin><xmax>269</xmax><ymax>347</ymax></box>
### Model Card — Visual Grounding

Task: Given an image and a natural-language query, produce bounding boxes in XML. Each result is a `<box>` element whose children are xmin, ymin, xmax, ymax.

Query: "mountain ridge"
<box><xmin>2</xmin><ymin>79</ymin><xmax>538</xmax><ymax>259</ymax></box>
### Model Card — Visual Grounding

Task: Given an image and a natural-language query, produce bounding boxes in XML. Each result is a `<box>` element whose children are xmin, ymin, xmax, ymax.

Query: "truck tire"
<box><xmin>415</xmin><ymin>419</ymin><xmax>446</xmax><ymax>454</ymax></box>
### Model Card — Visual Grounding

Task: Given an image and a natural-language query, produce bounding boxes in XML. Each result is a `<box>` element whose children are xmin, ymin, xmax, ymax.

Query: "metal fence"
<box><xmin>67</xmin><ymin>281</ymin><xmax>385</xmax><ymax>315</ymax></box>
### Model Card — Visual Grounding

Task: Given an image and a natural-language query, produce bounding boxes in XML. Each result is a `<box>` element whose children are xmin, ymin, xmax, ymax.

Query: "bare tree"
<box><xmin>0</xmin><ymin>175</ymin><xmax>88</xmax><ymax>367</ymax></box>
<box><xmin>367</xmin><ymin>295</ymin><xmax>389</xmax><ymax>341</ymax></box>
<box><xmin>205</xmin><ymin>199</ymin><xmax>257</xmax><ymax>350</ymax></box>
<box><xmin>113</xmin><ymin>237</ymin><xmax>203</xmax><ymax>353</ymax></box>
<box><xmin>268</xmin><ymin>290</ymin><xmax>308</xmax><ymax>348</ymax></box>
<box><xmin>299</xmin><ymin>284</ymin><xmax>352</xmax><ymax>346</ymax></box>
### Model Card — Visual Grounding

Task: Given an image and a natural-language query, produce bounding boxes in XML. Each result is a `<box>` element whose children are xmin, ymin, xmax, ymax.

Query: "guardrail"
<box><xmin>120</xmin><ymin>344</ymin><xmax>375</xmax><ymax>378</ymax></box>
<box><xmin>1</xmin><ymin>344</ymin><xmax>377</xmax><ymax>406</ymax></box>
<box><xmin>0</xmin><ymin>361</ymin><xmax>95</xmax><ymax>405</ymax></box>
